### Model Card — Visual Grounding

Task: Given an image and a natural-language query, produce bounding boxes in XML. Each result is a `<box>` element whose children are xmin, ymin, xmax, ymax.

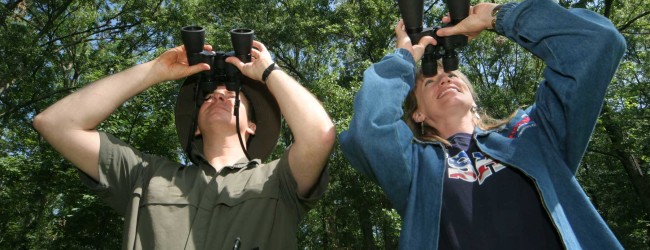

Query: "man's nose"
<box><xmin>205</xmin><ymin>92</ymin><xmax>227</xmax><ymax>103</ymax></box>
<box><xmin>216</xmin><ymin>93</ymin><xmax>227</xmax><ymax>102</ymax></box>
<box><xmin>213</xmin><ymin>92</ymin><xmax>227</xmax><ymax>102</ymax></box>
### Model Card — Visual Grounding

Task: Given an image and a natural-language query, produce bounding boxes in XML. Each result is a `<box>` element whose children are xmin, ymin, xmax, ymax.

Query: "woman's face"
<box><xmin>413</xmin><ymin>67</ymin><xmax>475</xmax><ymax>125</ymax></box>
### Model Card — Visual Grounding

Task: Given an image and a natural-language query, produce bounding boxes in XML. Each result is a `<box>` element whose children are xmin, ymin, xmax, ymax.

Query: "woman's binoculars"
<box><xmin>181</xmin><ymin>26</ymin><xmax>254</xmax><ymax>107</ymax></box>
<box><xmin>398</xmin><ymin>0</ymin><xmax>470</xmax><ymax>76</ymax></box>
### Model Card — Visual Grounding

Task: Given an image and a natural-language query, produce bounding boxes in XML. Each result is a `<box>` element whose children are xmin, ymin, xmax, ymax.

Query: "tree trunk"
<box><xmin>357</xmin><ymin>204</ymin><xmax>377</xmax><ymax>250</ymax></box>
<box><xmin>352</xmin><ymin>183</ymin><xmax>378</xmax><ymax>249</ymax></box>
<box><xmin>601</xmin><ymin>104</ymin><xmax>650</xmax><ymax>240</ymax></box>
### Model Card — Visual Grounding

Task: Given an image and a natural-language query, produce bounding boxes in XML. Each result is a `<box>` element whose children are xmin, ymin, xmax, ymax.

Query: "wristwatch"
<box><xmin>262</xmin><ymin>62</ymin><xmax>281</xmax><ymax>83</ymax></box>
<box><xmin>490</xmin><ymin>5</ymin><xmax>503</xmax><ymax>31</ymax></box>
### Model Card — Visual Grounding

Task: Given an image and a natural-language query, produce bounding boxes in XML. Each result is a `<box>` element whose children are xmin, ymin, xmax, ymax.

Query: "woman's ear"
<box><xmin>412</xmin><ymin>112</ymin><xmax>425</xmax><ymax>123</ymax></box>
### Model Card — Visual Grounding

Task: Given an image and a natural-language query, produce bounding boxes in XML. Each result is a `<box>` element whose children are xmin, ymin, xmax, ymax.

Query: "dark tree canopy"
<box><xmin>1</xmin><ymin>0</ymin><xmax>648</xmax><ymax>249</ymax></box>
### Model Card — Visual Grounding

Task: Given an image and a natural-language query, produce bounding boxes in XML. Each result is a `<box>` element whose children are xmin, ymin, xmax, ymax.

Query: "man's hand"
<box><xmin>225</xmin><ymin>41</ymin><xmax>274</xmax><ymax>83</ymax></box>
<box><xmin>149</xmin><ymin>45</ymin><xmax>212</xmax><ymax>83</ymax></box>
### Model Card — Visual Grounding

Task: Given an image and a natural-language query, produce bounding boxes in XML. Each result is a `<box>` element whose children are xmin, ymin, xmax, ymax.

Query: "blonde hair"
<box><xmin>403</xmin><ymin>65</ymin><xmax>516</xmax><ymax>146</ymax></box>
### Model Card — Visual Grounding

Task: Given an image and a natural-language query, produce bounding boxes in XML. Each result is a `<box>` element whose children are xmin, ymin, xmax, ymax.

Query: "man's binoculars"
<box><xmin>181</xmin><ymin>26</ymin><xmax>253</xmax><ymax>107</ymax></box>
<box><xmin>398</xmin><ymin>0</ymin><xmax>470</xmax><ymax>76</ymax></box>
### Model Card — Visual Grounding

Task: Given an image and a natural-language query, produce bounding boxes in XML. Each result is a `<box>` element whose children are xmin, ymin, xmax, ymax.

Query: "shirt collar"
<box><xmin>189</xmin><ymin>138</ymin><xmax>261</xmax><ymax>174</ymax></box>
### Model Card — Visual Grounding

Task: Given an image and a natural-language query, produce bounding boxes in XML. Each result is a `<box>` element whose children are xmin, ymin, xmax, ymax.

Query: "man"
<box><xmin>33</xmin><ymin>38</ymin><xmax>335</xmax><ymax>249</ymax></box>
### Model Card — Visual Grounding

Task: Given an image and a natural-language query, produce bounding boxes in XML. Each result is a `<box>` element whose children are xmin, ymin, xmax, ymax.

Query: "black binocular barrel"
<box><xmin>446</xmin><ymin>0</ymin><xmax>470</xmax><ymax>24</ymax></box>
<box><xmin>181</xmin><ymin>26</ymin><xmax>205</xmax><ymax>66</ymax></box>
<box><xmin>230</xmin><ymin>28</ymin><xmax>254</xmax><ymax>63</ymax></box>
<box><xmin>398</xmin><ymin>0</ymin><xmax>424</xmax><ymax>35</ymax></box>
<box><xmin>442</xmin><ymin>49</ymin><xmax>459</xmax><ymax>71</ymax></box>
<box><xmin>421</xmin><ymin>46</ymin><xmax>438</xmax><ymax>76</ymax></box>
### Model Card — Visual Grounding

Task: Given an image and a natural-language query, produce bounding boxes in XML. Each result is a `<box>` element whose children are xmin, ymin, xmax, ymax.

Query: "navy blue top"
<box><xmin>438</xmin><ymin>133</ymin><xmax>562</xmax><ymax>249</ymax></box>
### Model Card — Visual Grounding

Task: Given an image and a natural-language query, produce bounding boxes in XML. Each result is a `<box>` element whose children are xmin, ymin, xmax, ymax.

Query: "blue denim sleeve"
<box><xmin>339</xmin><ymin>48</ymin><xmax>418</xmax><ymax>210</ymax></box>
<box><xmin>497</xmin><ymin>0</ymin><xmax>626</xmax><ymax>173</ymax></box>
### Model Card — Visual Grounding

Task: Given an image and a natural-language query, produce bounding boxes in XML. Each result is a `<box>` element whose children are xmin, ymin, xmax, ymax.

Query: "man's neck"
<box><xmin>201</xmin><ymin>134</ymin><xmax>249</xmax><ymax>172</ymax></box>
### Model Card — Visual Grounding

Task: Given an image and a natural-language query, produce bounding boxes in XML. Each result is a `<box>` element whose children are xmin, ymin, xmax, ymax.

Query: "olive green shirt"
<box><xmin>80</xmin><ymin>132</ymin><xmax>329</xmax><ymax>249</ymax></box>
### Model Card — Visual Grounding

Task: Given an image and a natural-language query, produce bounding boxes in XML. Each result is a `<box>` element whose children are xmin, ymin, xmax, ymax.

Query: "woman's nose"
<box><xmin>439</xmin><ymin>75</ymin><xmax>451</xmax><ymax>85</ymax></box>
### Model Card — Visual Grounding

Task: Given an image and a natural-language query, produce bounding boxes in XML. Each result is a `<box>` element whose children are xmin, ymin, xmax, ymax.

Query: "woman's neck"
<box><xmin>429</xmin><ymin>111</ymin><xmax>476</xmax><ymax>139</ymax></box>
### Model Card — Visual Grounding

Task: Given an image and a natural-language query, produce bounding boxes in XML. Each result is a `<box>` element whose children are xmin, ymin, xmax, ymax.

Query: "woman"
<box><xmin>339</xmin><ymin>0</ymin><xmax>626</xmax><ymax>249</ymax></box>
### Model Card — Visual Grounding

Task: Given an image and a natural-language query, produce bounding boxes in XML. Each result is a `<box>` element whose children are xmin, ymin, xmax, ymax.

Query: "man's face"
<box><xmin>196</xmin><ymin>85</ymin><xmax>255</xmax><ymax>137</ymax></box>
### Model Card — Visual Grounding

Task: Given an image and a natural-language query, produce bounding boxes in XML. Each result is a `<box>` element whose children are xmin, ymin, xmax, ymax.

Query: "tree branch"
<box><xmin>587</xmin><ymin>147</ymin><xmax>619</xmax><ymax>159</ymax></box>
<box><xmin>618</xmin><ymin>11</ymin><xmax>650</xmax><ymax>32</ymax></box>
<box><xmin>0</xmin><ymin>86</ymin><xmax>79</xmax><ymax>120</ymax></box>
<box><xmin>0</xmin><ymin>0</ymin><xmax>25</xmax><ymax>27</ymax></box>
<box><xmin>273</xmin><ymin>47</ymin><xmax>306</xmax><ymax>82</ymax></box>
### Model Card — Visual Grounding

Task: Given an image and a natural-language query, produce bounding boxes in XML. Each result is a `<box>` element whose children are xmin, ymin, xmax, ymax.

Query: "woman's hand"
<box><xmin>395</xmin><ymin>19</ymin><xmax>437</xmax><ymax>62</ymax></box>
<box><xmin>436</xmin><ymin>3</ymin><xmax>500</xmax><ymax>41</ymax></box>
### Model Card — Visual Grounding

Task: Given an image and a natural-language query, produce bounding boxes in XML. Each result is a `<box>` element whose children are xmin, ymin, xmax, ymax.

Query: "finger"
<box><xmin>412</xmin><ymin>36</ymin><xmax>435</xmax><ymax>60</ymax></box>
<box><xmin>225</xmin><ymin>56</ymin><xmax>245</xmax><ymax>70</ymax></box>
<box><xmin>419</xmin><ymin>35</ymin><xmax>437</xmax><ymax>47</ymax></box>
<box><xmin>252</xmin><ymin>40</ymin><xmax>267</xmax><ymax>52</ymax></box>
<box><xmin>436</xmin><ymin>25</ymin><xmax>458</xmax><ymax>37</ymax></box>
<box><xmin>470</xmin><ymin>5</ymin><xmax>477</xmax><ymax>15</ymax></box>
<box><xmin>176</xmin><ymin>45</ymin><xmax>187</xmax><ymax>54</ymax></box>
<box><xmin>395</xmin><ymin>22</ymin><xmax>410</xmax><ymax>44</ymax></box>
<box><xmin>441</xmin><ymin>15</ymin><xmax>451</xmax><ymax>24</ymax></box>
<box><xmin>250</xmin><ymin>49</ymin><xmax>261</xmax><ymax>59</ymax></box>
<box><xmin>394</xmin><ymin>19</ymin><xmax>405</xmax><ymax>35</ymax></box>
<box><xmin>186</xmin><ymin>63</ymin><xmax>210</xmax><ymax>76</ymax></box>
<box><xmin>203</xmin><ymin>44</ymin><xmax>213</xmax><ymax>51</ymax></box>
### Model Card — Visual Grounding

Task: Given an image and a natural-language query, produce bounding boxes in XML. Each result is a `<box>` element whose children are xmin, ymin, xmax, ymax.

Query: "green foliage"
<box><xmin>1</xmin><ymin>0</ymin><xmax>649</xmax><ymax>249</ymax></box>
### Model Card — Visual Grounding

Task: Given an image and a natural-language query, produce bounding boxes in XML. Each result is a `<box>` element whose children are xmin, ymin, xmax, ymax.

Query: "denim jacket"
<box><xmin>339</xmin><ymin>0</ymin><xmax>626</xmax><ymax>249</ymax></box>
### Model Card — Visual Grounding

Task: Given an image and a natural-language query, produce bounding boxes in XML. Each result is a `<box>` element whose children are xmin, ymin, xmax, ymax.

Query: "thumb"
<box><xmin>418</xmin><ymin>35</ymin><xmax>437</xmax><ymax>47</ymax></box>
<box><xmin>185</xmin><ymin>63</ymin><xmax>210</xmax><ymax>76</ymax></box>
<box><xmin>436</xmin><ymin>26</ymin><xmax>458</xmax><ymax>37</ymax></box>
<box><xmin>225</xmin><ymin>57</ymin><xmax>245</xmax><ymax>71</ymax></box>
<box><xmin>412</xmin><ymin>36</ymin><xmax>436</xmax><ymax>62</ymax></box>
